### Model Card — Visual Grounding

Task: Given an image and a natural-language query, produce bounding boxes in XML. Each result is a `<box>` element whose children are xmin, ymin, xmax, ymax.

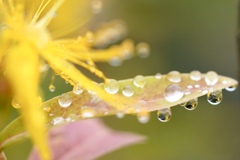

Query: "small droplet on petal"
<box><xmin>136</xmin><ymin>42</ymin><xmax>150</xmax><ymax>58</ymax></box>
<box><xmin>190</xmin><ymin>70</ymin><xmax>202</xmax><ymax>81</ymax></box>
<box><xmin>225</xmin><ymin>84</ymin><xmax>238</xmax><ymax>92</ymax></box>
<box><xmin>91</xmin><ymin>0</ymin><xmax>103</xmax><ymax>14</ymax></box>
<box><xmin>155</xmin><ymin>73</ymin><xmax>162</xmax><ymax>79</ymax></box>
<box><xmin>87</xmin><ymin>89</ymin><xmax>96</xmax><ymax>95</ymax></box>
<box><xmin>104</xmin><ymin>79</ymin><xmax>120</xmax><ymax>94</ymax></box>
<box><xmin>52</xmin><ymin>117</ymin><xmax>65</xmax><ymax>126</ymax></box>
<box><xmin>181</xmin><ymin>98</ymin><xmax>198</xmax><ymax>110</ymax></box>
<box><xmin>11</xmin><ymin>98</ymin><xmax>21</xmax><ymax>109</ymax></box>
<box><xmin>164</xmin><ymin>84</ymin><xmax>184</xmax><ymax>102</ymax></box>
<box><xmin>73</xmin><ymin>84</ymin><xmax>84</xmax><ymax>95</ymax></box>
<box><xmin>116</xmin><ymin>112</ymin><xmax>125</xmax><ymax>119</ymax></box>
<box><xmin>205</xmin><ymin>71</ymin><xmax>218</xmax><ymax>86</ymax></box>
<box><xmin>58</xmin><ymin>93</ymin><xmax>72</xmax><ymax>108</ymax></box>
<box><xmin>167</xmin><ymin>71</ymin><xmax>181</xmax><ymax>83</ymax></box>
<box><xmin>207</xmin><ymin>90</ymin><xmax>222</xmax><ymax>105</ymax></box>
<box><xmin>137</xmin><ymin>111</ymin><xmax>150</xmax><ymax>124</ymax></box>
<box><xmin>49</xmin><ymin>84</ymin><xmax>55</xmax><ymax>92</ymax></box>
<box><xmin>81</xmin><ymin>108</ymin><xmax>95</xmax><ymax>118</ymax></box>
<box><xmin>157</xmin><ymin>108</ymin><xmax>172</xmax><ymax>122</ymax></box>
<box><xmin>108</xmin><ymin>57</ymin><xmax>122</xmax><ymax>66</ymax></box>
<box><xmin>133</xmin><ymin>75</ymin><xmax>146</xmax><ymax>88</ymax></box>
<box><xmin>222</xmin><ymin>80</ymin><xmax>228</xmax><ymax>85</ymax></box>
<box><xmin>122</xmin><ymin>86</ymin><xmax>134</xmax><ymax>97</ymax></box>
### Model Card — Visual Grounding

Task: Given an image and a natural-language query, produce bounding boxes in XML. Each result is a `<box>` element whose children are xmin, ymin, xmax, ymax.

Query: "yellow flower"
<box><xmin>0</xmin><ymin>0</ymin><xmax>139</xmax><ymax>159</ymax></box>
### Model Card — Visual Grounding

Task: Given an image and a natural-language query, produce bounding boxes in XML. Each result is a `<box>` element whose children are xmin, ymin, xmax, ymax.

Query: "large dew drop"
<box><xmin>207</xmin><ymin>90</ymin><xmax>222</xmax><ymax>105</ymax></box>
<box><xmin>157</xmin><ymin>108</ymin><xmax>172</xmax><ymax>122</ymax></box>
<box><xmin>133</xmin><ymin>75</ymin><xmax>146</xmax><ymax>88</ymax></box>
<box><xmin>190</xmin><ymin>70</ymin><xmax>201</xmax><ymax>81</ymax></box>
<box><xmin>181</xmin><ymin>98</ymin><xmax>198</xmax><ymax>110</ymax></box>
<box><xmin>205</xmin><ymin>71</ymin><xmax>218</xmax><ymax>86</ymax></box>
<box><xmin>58</xmin><ymin>93</ymin><xmax>72</xmax><ymax>108</ymax></box>
<box><xmin>167</xmin><ymin>71</ymin><xmax>181</xmax><ymax>83</ymax></box>
<box><xmin>73</xmin><ymin>84</ymin><xmax>84</xmax><ymax>95</ymax></box>
<box><xmin>122</xmin><ymin>86</ymin><xmax>134</xmax><ymax>97</ymax></box>
<box><xmin>164</xmin><ymin>84</ymin><xmax>184</xmax><ymax>102</ymax></box>
<box><xmin>104</xmin><ymin>79</ymin><xmax>120</xmax><ymax>94</ymax></box>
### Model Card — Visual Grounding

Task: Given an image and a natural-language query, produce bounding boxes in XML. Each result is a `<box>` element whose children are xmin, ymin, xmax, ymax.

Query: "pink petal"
<box><xmin>29</xmin><ymin>119</ymin><xmax>145</xmax><ymax>160</ymax></box>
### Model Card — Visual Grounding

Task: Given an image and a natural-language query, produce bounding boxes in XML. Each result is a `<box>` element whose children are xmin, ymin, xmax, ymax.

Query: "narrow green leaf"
<box><xmin>0</xmin><ymin>72</ymin><xmax>238</xmax><ymax>150</ymax></box>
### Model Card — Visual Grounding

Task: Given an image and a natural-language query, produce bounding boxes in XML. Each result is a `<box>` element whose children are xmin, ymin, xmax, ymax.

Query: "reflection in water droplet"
<box><xmin>52</xmin><ymin>117</ymin><xmax>65</xmax><ymax>126</ymax></box>
<box><xmin>122</xmin><ymin>86</ymin><xmax>134</xmax><ymax>97</ymax></box>
<box><xmin>49</xmin><ymin>84</ymin><xmax>55</xmax><ymax>92</ymax></box>
<box><xmin>225</xmin><ymin>84</ymin><xmax>238</xmax><ymax>92</ymax></box>
<box><xmin>190</xmin><ymin>70</ymin><xmax>202</xmax><ymax>81</ymax></box>
<box><xmin>133</xmin><ymin>75</ymin><xmax>146</xmax><ymax>88</ymax></box>
<box><xmin>181</xmin><ymin>98</ymin><xmax>198</xmax><ymax>110</ymax></box>
<box><xmin>155</xmin><ymin>73</ymin><xmax>162</xmax><ymax>79</ymax></box>
<box><xmin>136</xmin><ymin>42</ymin><xmax>150</xmax><ymax>58</ymax></box>
<box><xmin>157</xmin><ymin>108</ymin><xmax>172</xmax><ymax>122</ymax></box>
<box><xmin>194</xmin><ymin>84</ymin><xmax>200</xmax><ymax>88</ymax></box>
<box><xmin>58</xmin><ymin>93</ymin><xmax>72</xmax><ymax>108</ymax></box>
<box><xmin>205</xmin><ymin>71</ymin><xmax>218</xmax><ymax>86</ymax></box>
<box><xmin>167</xmin><ymin>71</ymin><xmax>181</xmax><ymax>83</ymax></box>
<box><xmin>116</xmin><ymin>112</ymin><xmax>125</xmax><ymax>119</ymax></box>
<box><xmin>73</xmin><ymin>84</ymin><xmax>84</xmax><ymax>95</ymax></box>
<box><xmin>91</xmin><ymin>0</ymin><xmax>103</xmax><ymax>14</ymax></box>
<box><xmin>11</xmin><ymin>98</ymin><xmax>21</xmax><ymax>109</ymax></box>
<box><xmin>104</xmin><ymin>79</ymin><xmax>119</xmax><ymax>94</ymax></box>
<box><xmin>207</xmin><ymin>90</ymin><xmax>222</xmax><ymax>105</ymax></box>
<box><xmin>164</xmin><ymin>84</ymin><xmax>184</xmax><ymax>102</ymax></box>
<box><xmin>137</xmin><ymin>111</ymin><xmax>150</xmax><ymax>124</ymax></box>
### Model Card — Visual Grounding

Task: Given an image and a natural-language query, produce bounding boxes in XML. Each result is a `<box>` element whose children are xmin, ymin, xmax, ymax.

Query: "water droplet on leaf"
<box><xmin>205</xmin><ymin>71</ymin><xmax>218</xmax><ymax>86</ymax></box>
<box><xmin>190</xmin><ymin>70</ymin><xmax>202</xmax><ymax>81</ymax></box>
<box><xmin>104</xmin><ymin>79</ymin><xmax>120</xmax><ymax>94</ymax></box>
<box><xmin>164</xmin><ymin>84</ymin><xmax>184</xmax><ymax>102</ymax></box>
<box><xmin>58</xmin><ymin>93</ymin><xmax>72</xmax><ymax>108</ymax></box>
<box><xmin>155</xmin><ymin>73</ymin><xmax>162</xmax><ymax>79</ymax></box>
<box><xmin>73</xmin><ymin>84</ymin><xmax>84</xmax><ymax>95</ymax></box>
<box><xmin>52</xmin><ymin>117</ymin><xmax>65</xmax><ymax>126</ymax></box>
<box><xmin>207</xmin><ymin>90</ymin><xmax>222</xmax><ymax>105</ymax></box>
<box><xmin>157</xmin><ymin>108</ymin><xmax>172</xmax><ymax>122</ymax></box>
<box><xmin>167</xmin><ymin>71</ymin><xmax>181</xmax><ymax>83</ymax></box>
<box><xmin>133</xmin><ymin>75</ymin><xmax>146</xmax><ymax>88</ymax></box>
<box><xmin>122</xmin><ymin>86</ymin><xmax>134</xmax><ymax>97</ymax></box>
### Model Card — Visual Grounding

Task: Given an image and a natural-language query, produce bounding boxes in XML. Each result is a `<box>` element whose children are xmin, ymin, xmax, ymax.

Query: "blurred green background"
<box><xmin>2</xmin><ymin>0</ymin><xmax>240</xmax><ymax>160</ymax></box>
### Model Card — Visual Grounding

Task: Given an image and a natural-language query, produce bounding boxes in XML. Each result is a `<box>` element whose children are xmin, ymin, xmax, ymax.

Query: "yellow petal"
<box><xmin>5</xmin><ymin>42</ymin><xmax>50</xmax><ymax>160</ymax></box>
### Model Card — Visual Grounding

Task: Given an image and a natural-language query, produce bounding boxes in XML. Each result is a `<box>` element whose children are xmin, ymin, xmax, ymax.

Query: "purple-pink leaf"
<box><xmin>29</xmin><ymin>119</ymin><xmax>145</xmax><ymax>160</ymax></box>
